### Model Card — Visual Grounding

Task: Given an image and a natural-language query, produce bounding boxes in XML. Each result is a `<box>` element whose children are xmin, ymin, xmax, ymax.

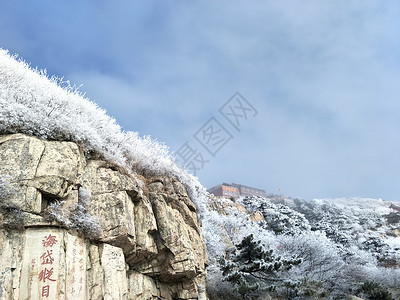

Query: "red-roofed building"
<box><xmin>207</xmin><ymin>183</ymin><xmax>266</xmax><ymax>199</ymax></box>
<box><xmin>207</xmin><ymin>183</ymin><xmax>240</xmax><ymax>199</ymax></box>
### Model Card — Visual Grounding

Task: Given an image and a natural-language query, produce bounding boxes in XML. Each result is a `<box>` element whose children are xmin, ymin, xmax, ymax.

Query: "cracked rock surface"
<box><xmin>0</xmin><ymin>134</ymin><xmax>208</xmax><ymax>300</ymax></box>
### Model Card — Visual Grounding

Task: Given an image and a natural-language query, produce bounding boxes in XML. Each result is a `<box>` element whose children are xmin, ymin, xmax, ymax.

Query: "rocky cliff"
<box><xmin>0</xmin><ymin>134</ymin><xmax>208</xmax><ymax>300</ymax></box>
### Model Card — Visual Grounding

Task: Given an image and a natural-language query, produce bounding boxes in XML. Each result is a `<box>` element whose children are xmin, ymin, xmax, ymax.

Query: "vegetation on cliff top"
<box><xmin>0</xmin><ymin>49</ymin><xmax>207</xmax><ymax>206</ymax></box>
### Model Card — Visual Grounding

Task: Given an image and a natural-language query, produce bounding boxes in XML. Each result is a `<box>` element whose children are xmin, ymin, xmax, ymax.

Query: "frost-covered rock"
<box><xmin>0</xmin><ymin>134</ymin><xmax>207</xmax><ymax>300</ymax></box>
<box><xmin>0</xmin><ymin>48</ymin><xmax>208</xmax><ymax>220</ymax></box>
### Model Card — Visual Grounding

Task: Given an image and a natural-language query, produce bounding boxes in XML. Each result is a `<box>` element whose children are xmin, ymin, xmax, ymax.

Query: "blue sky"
<box><xmin>1</xmin><ymin>1</ymin><xmax>400</xmax><ymax>201</ymax></box>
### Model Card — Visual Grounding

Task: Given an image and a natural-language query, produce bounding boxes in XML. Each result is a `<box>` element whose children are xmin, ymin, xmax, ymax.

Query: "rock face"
<box><xmin>0</xmin><ymin>134</ymin><xmax>208</xmax><ymax>300</ymax></box>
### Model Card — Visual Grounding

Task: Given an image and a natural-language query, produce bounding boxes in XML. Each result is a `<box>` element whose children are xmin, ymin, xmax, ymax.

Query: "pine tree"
<box><xmin>219</xmin><ymin>234</ymin><xmax>301</xmax><ymax>299</ymax></box>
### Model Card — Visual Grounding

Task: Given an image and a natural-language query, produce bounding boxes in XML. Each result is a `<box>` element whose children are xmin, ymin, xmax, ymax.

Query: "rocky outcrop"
<box><xmin>208</xmin><ymin>196</ymin><xmax>264</xmax><ymax>223</ymax></box>
<box><xmin>0</xmin><ymin>134</ymin><xmax>207</xmax><ymax>300</ymax></box>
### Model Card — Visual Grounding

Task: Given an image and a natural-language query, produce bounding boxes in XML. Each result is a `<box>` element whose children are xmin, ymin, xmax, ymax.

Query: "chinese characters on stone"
<box><xmin>39</xmin><ymin>234</ymin><xmax>58</xmax><ymax>297</ymax></box>
<box><xmin>40</xmin><ymin>250</ymin><xmax>55</xmax><ymax>265</ymax></box>
<box><xmin>42</xmin><ymin>234</ymin><xmax>58</xmax><ymax>247</ymax></box>
<box><xmin>175</xmin><ymin>92</ymin><xmax>257</xmax><ymax>175</ymax></box>
<box><xmin>68</xmin><ymin>237</ymin><xmax>86</xmax><ymax>295</ymax></box>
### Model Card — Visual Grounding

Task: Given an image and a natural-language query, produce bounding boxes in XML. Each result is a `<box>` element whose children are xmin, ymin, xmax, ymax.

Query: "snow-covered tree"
<box><xmin>219</xmin><ymin>234</ymin><xmax>301</xmax><ymax>299</ymax></box>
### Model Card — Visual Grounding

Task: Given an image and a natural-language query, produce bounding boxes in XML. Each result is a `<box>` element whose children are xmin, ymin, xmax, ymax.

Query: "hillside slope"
<box><xmin>205</xmin><ymin>195</ymin><xmax>400</xmax><ymax>299</ymax></box>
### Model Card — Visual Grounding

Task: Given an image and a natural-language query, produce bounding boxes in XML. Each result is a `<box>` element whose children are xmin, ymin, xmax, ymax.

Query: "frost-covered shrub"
<box><xmin>241</xmin><ymin>196</ymin><xmax>311</xmax><ymax>235</ymax></box>
<box><xmin>207</xmin><ymin>265</ymin><xmax>243</xmax><ymax>300</ymax></box>
<box><xmin>44</xmin><ymin>187</ymin><xmax>101</xmax><ymax>238</ymax></box>
<box><xmin>286</xmin><ymin>197</ymin><xmax>400</xmax><ymax>265</ymax></box>
<box><xmin>78</xmin><ymin>187</ymin><xmax>91</xmax><ymax>204</ymax></box>
<box><xmin>359</xmin><ymin>281</ymin><xmax>393</xmax><ymax>300</ymax></box>
<box><xmin>69</xmin><ymin>202</ymin><xmax>102</xmax><ymax>238</ymax></box>
<box><xmin>44</xmin><ymin>200</ymin><xmax>71</xmax><ymax>226</ymax></box>
<box><xmin>278</xmin><ymin>232</ymin><xmax>344</xmax><ymax>283</ymax></box>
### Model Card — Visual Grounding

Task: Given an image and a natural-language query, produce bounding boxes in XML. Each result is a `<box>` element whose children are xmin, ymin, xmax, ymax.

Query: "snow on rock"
<box><xmin>0</xmin><ymin>49</ymin><xmax>207</xmax><ymax>211</ymax></box>
<box><xmin>0</xmin><ymin>134</ymin><xmax>208</xmax><ymax>299</ymax></box>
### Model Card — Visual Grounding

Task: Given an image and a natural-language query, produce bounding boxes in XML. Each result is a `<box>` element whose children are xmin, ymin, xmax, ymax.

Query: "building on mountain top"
<box><xmin>207</xmin><ymin>183</ymin><xmax>266</xmax><ymax>198</ymax></box>
<box><xmin>231</xmin><ymin>183</ymin><xmax>267</xmax><ymax>198</ymax></box>
<box><xmin>207</xmin><ymin>183</ymin><xmax>240</xmax><ymax>198</ymax></box>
